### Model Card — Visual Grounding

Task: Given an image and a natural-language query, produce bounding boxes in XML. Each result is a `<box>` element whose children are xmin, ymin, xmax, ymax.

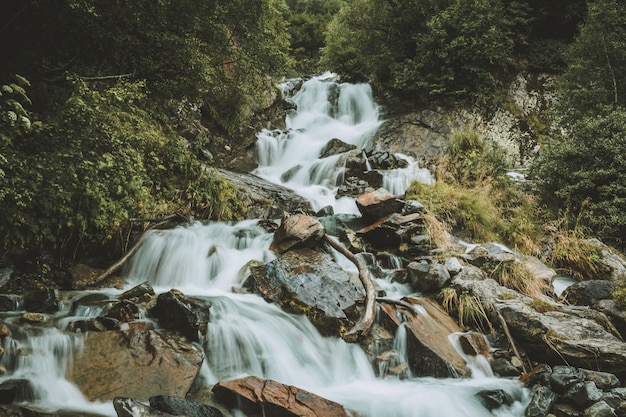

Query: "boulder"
<box><xmin>406</xmin><ymin>261</ymin><xmax>450</xmax><ymax>293</ymax></box>
<box><xmin>563</xmin><ymin>281</ymin><xmax>616</xmax><ymax>306</ymax></box>
<box><xmin>453</xmin><ymin>275</ymin><xmax>626</xmax><ymax>373</ymax></box>
<box><xmin>355</xmin><ymin>188</ymin><xmax>404</xmax><ymax>222</ymax></box>
<box><xmin>270</xmin><ymin>214</ymin><xmax>325</xmax><ymax>254</ymax></box>
<box><xmin>356</xmin><ymin>212</ymin><xmax>425</xmax><ymax>251</ymax></box>
<box><xmin>212</xmin><ymin>376</ymin><xmax>351</xmax><ymax>417</ymax></box>
<box><xmin>583</xmin><ymin>400</ymin><xmax>617</xmax><ymax>417</ymax></box>
<box><xmin>69</xmin><ymin>330</ymin><xmax>203</xmax><ymax>402</ymax></box>
<box><xmin>0</xmin><ymin>379</ymin><xmax>34</xmax><ymax>404</ymax></box>
<box><xmin>217</xmin><ymin>169</ymin><xmax>313</xmax><ymax>219</ymax></box>
<box><xmin>249</xmin><ymin>248</ymin><xmax>362</xmax><ymax>336</ymax></box>
<box><xmin>525</xmin><ymin>385</ymin><xmax>558</xmax><ymax>417</ymax></box>
<box><xmin>149</xmin><ymin>290</ymin><xmax>210</xmax><ymax>342</ymax></box>
<box><xmin>320</xmin><ymin>138</ymin><xmax>357</xmax><ymax>158</ymax></box>
<box><xmin>366</xmin><ymin>151</ymin><xmax>409</xmax><ymax>170</ymax></box>
<box><xmin>378</xmin><ymin>297</ymin><xmax>469</xmax><ymax>377</ymax></box>
<box><xmin>23</xmin><ymin>288</ymin><xmax>59</xmax><ymax>313</ymax></box>
<box><xmin>119</xmin><ymin>282</ymin><xmax>155</xmax><ymax>304</ymax></box>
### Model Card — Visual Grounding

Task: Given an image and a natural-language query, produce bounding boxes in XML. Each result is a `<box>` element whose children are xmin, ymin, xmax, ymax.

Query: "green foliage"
<box><xmin>531</xmin><ymin>110</ymin><xmax>626</xmax><ymax>250</ymax></box>
<box><xmin>322</xmin><ymin>0</ymin><xmax>518</xmax><ymax>104</ymax></box>
<box><xmin>407</xmin><ymin>130</ymin><xmax>543</xmax><ymax>252</ymax></box>
<box><xmin>555</xmin><ymin>0</ymin><xmax>626</xmax><ymax>123</ymax></box>
<box><xmin>285</xmin><ymin>0</ymin><xmax>343</xmax><ymax>74</ymax></box>
<box><xmin>0</xmin><ymin>80</ymin><xmax>245</xmax><ymax>258</ymax></box>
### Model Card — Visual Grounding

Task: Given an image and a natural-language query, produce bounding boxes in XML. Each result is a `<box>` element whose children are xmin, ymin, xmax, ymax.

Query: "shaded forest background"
<box><xmin>1</xmin><ymin>0</ymin><xmax>625</xmax><ymax>270</ymax></box>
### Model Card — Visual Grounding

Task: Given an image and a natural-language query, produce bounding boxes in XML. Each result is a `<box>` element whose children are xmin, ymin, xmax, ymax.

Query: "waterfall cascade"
<box><xmin>0</xmin><ymin>74</ymin><xmax>528</xmax><ymax>417</ymax></box>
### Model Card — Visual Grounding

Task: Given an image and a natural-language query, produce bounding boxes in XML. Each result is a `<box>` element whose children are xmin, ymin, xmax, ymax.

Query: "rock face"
<box><xmin>218</xmin><ymin>168</ymin><xmax>313</xmax><ymax>219</ymax></box>
<box><xmin>212</xmin><ymin>376</ymin><xmax>351</xmax><ymax>417</ymax></box>
<box><xmin>249</xmin><ymin>248</ymin><xmax>363</xmax><ymax>336</ymax></box>
<box><xmin>69</xmin><ymin>330</ymin><xmax>203</xmax><ymax>402</ymax></box>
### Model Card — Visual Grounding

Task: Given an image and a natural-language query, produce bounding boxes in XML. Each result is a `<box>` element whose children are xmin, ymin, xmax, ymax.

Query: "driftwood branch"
<box><xmin>324</xmin><ymin>235</ymin><xmax>377</xmax><ymax>341</ymax></box>
<box><xmin>93</xmin><ymin>214</ymin><xmax>188</xmax><ymax>286</ymax></box>
<box><xmin>76</xmin><ymin>73</ymin><xmax>133</xmax><ymax>81</ymax></box>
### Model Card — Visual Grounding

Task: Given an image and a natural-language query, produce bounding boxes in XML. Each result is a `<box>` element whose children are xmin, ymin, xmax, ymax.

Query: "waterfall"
<box><xmin>0</xmin><ymin>75</ymin><xmax>528</xmax><ymax>417</ymax></box>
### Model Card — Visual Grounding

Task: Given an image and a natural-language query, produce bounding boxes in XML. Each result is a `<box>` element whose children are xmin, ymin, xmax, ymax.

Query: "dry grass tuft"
<box><xmin>490</xmin><ymin>260</ymin><xmax>550</xmax><ymax>298</ymax></box>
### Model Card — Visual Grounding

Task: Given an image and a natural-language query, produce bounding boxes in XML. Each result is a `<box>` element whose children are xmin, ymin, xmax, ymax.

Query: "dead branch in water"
<box><xmin>324</xmin><ymin>234</ymin><xmax>377</xmax><ymax>342</ymax></box>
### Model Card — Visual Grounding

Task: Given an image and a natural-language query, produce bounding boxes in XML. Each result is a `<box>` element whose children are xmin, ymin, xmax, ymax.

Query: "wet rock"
<box><xmin>0</xmin><ymin>380</ymin><xmax>34</xmax><ymax>404</ymax></box>
<box><xmin>149</xmin><ymin>395</ymin><xmax>224</xmax><ymax>417</ymax></box>
<box><xmin>0</xmin><ymin>295</ymin><xmax>22</xmax><ymax>312</ymax></box>
<box><xmin>526</xmin><ymin>385</ymin><xmax>558</xmax><ymax>417</ymax></box>
<box><xmin>20</xmin><ymin>312</ymin><xmax>48</xmax><ymax>324</ymax></box>
<box><xmin>583</xmin><ymin>401</ymin><xmax>617</xmax><ymax>417</ymax></box>
<box><xmin>581</xmin><ymin>370</ymin><xmax>621</xmax><ymax>391</ymax></box>
<box><xmin>520</xmin><ymin>364</ymin><xmax>552</xmax><ymax>387</ymax></box>
<box><xmin>457</xmin><ymin>332</ymin><xmax>490</xmax><ymax>358</ymax></box>
<box><xmin>563</xmin><ymin>281</ymin><xmax>616</xmax><ymax>306</ymax></box>
<box><xmin>551</xmin><ymin>367</ymin><xmax>585</xmax><ymax>394</ymax></box>
<box><xmin>367</xmin><ymin>151</ymin><xmax>409</xmax><ymax>170</ymax></box>
<box><xmin>452</xmin><ymin>276</ymin><xmax>626</xmax><ymax>373</ymax></box>
<box><xmin>406</xmin><ymin>261</ymin><xmax>450</xmax><ymax>293</ymax></box>
<box><xmin>280</xmin><ymin>165</ymin><xmax>303</xmax><ymax>183</ymax></box>
<box><xmin>23</xmin><ymin>288</ymin><xmax>59</xmax><ymax>313</ymax></box>
<box><xmin>218</xmin><ymin>168</ymin><xmax>313</xmax><ymax>219</ymax></box>
<box><xmin>320</xmin><ymin>138</ymin><xmax>357</xmax><ymax>158</ymax></box>
<box><xmin>564</xmin><ymin>381</ymin><xmax>604</xmax><ymax>408</ymax></box>
<box><xmin>249</xmin><ymin>248</ymin><xmax>362</xmax><ymax>336</ymax></box>
<box><xmin>119</xmin><ymin>281</ymin><xmax>155</xmax><ymax>304</ymax></box>
<box><xmin>378</xmin><ymin>297</ymin><xmax>468</xmax><ymax>377</ymax></box>
<box><xmin>270</xmin><ymin>214</ymin><xmax>325</xmax><ymax>254</ymax></box>
<box><xmin>552</xmin><ymin>401</ymin><xmax>583</xmax><ymax>417</ymax></box>
<box><xmin>105</xmin><ymin>300</ymin><xmax>140</xmax><ymax>323</ymax></box>
<box><xmin>315</xmin><ymin>205</ymin><xmax>334</xmax><ymax>217</ymax></box>
<box><xmin>476</xmin><ymin>389</ymin><xmax>514</xmax><ymax>411</ymax></box>
<box><xmin>113</xmin><ymin>397</ymin><xmax>177</xmax><ymax>417</ymax></box>
<box><xmin>69</xmin><ymin>330</ymin><xmax>203</xmax><ymax>402</ymax></box>
<box><xmin>149</xmin><ymin>290</ymin><xmax>210</xmax><ymax>342</ymax></box>
<box><xmin>491</xmin><ymin>357</ymin><xmax>521</xmax><ymax>377</ymax></box>
<box><xmin>212</xmin><ymin>376</ymin><xmax>351</xmax><ymax>417</ymax></box>
<box><xmin>355</xmin><ymin>188</ymin><xmax>404</xmax><ymax>222</ymax></box>
<box><xmin>357</xmin><ymin>213</ymin><xmax>425</xmax><ymax>251</ymax></box>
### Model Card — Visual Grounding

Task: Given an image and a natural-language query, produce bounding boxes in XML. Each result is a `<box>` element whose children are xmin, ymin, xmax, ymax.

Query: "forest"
<box><xmin>1</xmin><ymin>0</ymin><xmax>625</xmax><ymax>269</ymax></box>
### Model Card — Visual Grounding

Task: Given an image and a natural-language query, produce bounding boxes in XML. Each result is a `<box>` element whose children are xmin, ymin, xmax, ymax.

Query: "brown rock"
<box><xmin>69</xmin><ymin>330</ymin><xmax>203</xmax><ymax>402</ymax></box>
<box><xmin>212</xmin><ymin>376</ymin><xmax>350</xmax><ymax>417</ymax></box>
<box><xmin>355</xmin><ymin>188</ymin><xmax>404</xmax><ymax>222</ymax></box>
<box><xmin>379</xmin><ymin>297</ymin><xmax>468</xmax><ymax>377</ymax></box>
<box><xmin>270</xmin><ymin>214</ymin><xmax>326</xmax><ymax>254</ymax></box>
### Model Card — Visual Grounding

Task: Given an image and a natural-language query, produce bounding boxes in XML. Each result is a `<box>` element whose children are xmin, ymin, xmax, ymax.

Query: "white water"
<box><xmin>0</xmin><ymin>75</ymin><xmax>527</xmax><ymax>417</ymax></box>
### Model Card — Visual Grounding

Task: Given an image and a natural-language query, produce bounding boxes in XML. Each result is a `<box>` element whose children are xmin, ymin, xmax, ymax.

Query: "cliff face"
<box><xmin>373</xmin><ymin>73</ymin><xmax>556</xmax><ymax>169</ymax></box>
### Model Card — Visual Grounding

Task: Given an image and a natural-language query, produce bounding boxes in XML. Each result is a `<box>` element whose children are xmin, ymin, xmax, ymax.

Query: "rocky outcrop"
<box><xmin>218</xmin><ymin>168</ymin><xmax>313</xmax><ymax>219</ymax></box>
<box><xmin>453</xmin><ymin>271</ymin><xmax>626</xmax><ymax>373</ymax></box>
<box><xmin>212</xmin><ymin>376</ymin><xmax>351</xmax><ymax>417</ymax></box>
<box><xmin>69</xmin><ymin>330</ymin><xmax>203</xmax><ymax>402</ymax></box>
<box><xmin>248</xmin><ymin>248</ymin><xmax>363</xmax><ymax>336</ymax></box>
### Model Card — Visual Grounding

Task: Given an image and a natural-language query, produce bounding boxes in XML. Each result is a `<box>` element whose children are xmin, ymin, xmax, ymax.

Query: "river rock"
<box><xmin>270</xmin><ymin>214</ymin><xmax>325</xmax><ymax>254</ymax></box>
<box><xmin>583</xmin><ymin>401</ymin><xmax>617</xmax><ymax>417</ymax></box>
<box><xmin>149</xmin><ymin>395</ymin><xmax>224</xmax><ymax>417</ymax></box>
<box><xmin>562</xmin><ymin>281</ymin><xmax>616</xmax><ymax>306</ymax></box>
<box><xmin>0</xmin><ymin>379</ymin><xmax>34</xmax><ymax>404</ymax></box>
<box><xmin>248</xmin><ymin>248</ymin><xmax>362</xmax><ymax>336</ymax></box>
<box><xmin>69</xmin><ymin>329</ymin><xmax>203</xmax><ymax>402</ymax></box>
<box><xmin>525</xmin><ymin>385</ymin><xmax>558</xmax><ymax>417</ymax></box>
<box><xmin>119</xmin><ymin>281</ymin><xmax>155</xmax><ymax>304</ymax></box>
<box><xmin>581</xmin><ymin>370</ymin><xmax>621</xmax><ymax>391</ymax></box>
<box><xmin>366</xmin><ymin>151</ymin><xmax>409</xmax><ymax>170</ymax></box>
<box><xmin>212</xmin><ymin>376</ymin><xmax>351</xmax><ymax>417</ymax></box>
<box><xmin>23</xmin><ymin>288</ymin><xmax>59</xmax><ymax>313</ymax></box>
<box><xmin>476</xmin><ymin>389</ymin><xmax>514</xmax><ymax>411</ymax></box>
<box><xmin>406</xmin><ymin>261</ymin><xmax>450</xmax><ymax>293</ymax></box>
<box><xmin>378</xmin><ymin>297</ymin><xmax>468</xmax><ymax>377</ymax></box>
<box><xmin>564</xmin><ymin>381</ymin><xmax>604</xmax><ymax>408</ymax></box>
<box><xmin>320</xmin><ymin>138</ymin><xmax>357</xmax><ymax>158</ymax></box>
<box><xmin>217</xmin><ymin>169</ymin><xmax>313</xmax><ymax>219</ymax></box>
<box><xmin>148</xmin><ymin>290</ymin><xmax>210</xmax><ymax>342</ymax></box>
<box><xmin>113</xmin><ymin>397</ymin><xmax>178</xmax><ymax>417</ymax></box>
<box><xmin>453</xmin><ymin>274</ymin><xmax>626</xmax><ymax>373</ymax></box>
<box><xmin>355</xmin><ymin>188</ymin><xmax>404</xmax><ymax>222</ymax></box>
<box><xmin>0</xmin><ymin>295</ymin><xmax>22</xmax><ymax>312</ymax></box>
<box><xmin>356</xmin><ymin>212</ymin><xmax>425</xmax><ymax>251</ymax></box>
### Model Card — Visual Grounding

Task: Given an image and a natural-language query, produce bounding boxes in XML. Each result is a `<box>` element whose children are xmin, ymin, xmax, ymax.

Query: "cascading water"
<box><xmin>0</xmin><ymin>74</ymin><xmax>528</xmax><ymax>417</ymax></box>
